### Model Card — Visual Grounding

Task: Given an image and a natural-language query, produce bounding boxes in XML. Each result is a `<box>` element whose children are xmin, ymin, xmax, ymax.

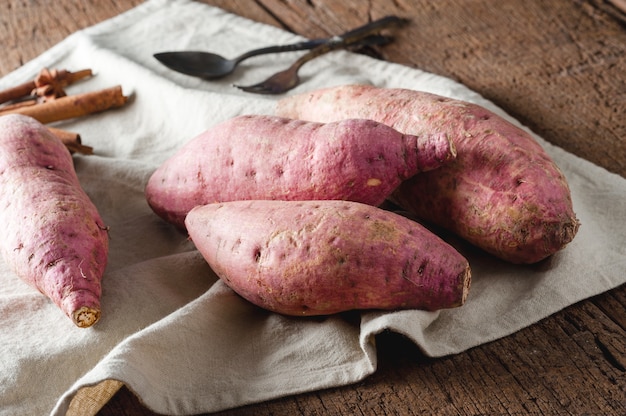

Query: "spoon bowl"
<box><xmin>154</xmin><ymin>38</ymin><xmax>331</xmax><ymax>79</ymax></box>
<box><xmin>154</xmin><ymin>51</ymin><xmax>242</xmax><ymax>79</ymax></box>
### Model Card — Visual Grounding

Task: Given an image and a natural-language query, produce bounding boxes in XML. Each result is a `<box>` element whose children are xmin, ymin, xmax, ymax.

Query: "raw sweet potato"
<box><xmin>185</xmin><ymin>199</ymin><xmax>471</xmax><ymax>315</ymax></box>
<box><xmin>145</xmin><ymin>114</ymin><xmax>456</xmax><ymax>230</ymax></box>
<box><xmin>0</xmin><ymin>114</ymin><xmax>109</xmax><ymax>327</ymax></box>
<box><xmin>276</xmin><ymin>84</ymin><xmax>580</xmax><ymax>264</ymax></box>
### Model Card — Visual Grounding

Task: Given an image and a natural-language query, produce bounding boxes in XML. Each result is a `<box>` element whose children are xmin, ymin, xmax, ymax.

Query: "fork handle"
<box><xmin>237</xmin><ymin>15</ymin><xmax>407</xmax><ymax>63</ymax></box>
<box><xmin>288</xmin><ymin>16</ymin><xmax>408</xmax><ymax>71</ymax></box>
<box><xmin>337</xmin><ymin>16</ymin><xmax>409</xmax><ymax>42</ymax></box>
<box><xmin>236</xmin><ymin>38</ymin><xmax>335</xmax><ymax>62</ymax></box>
<box><xmin>288</xmin><ymin>34</ymin><xmax>392</xmax><ymax>73</ymax></box>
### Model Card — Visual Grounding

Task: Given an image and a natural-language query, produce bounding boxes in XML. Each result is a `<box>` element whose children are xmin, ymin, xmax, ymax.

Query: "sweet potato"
<box><xmin>276</xmin><ymin>84</ymin><xmax>580</xmax><ymax>264</ymax></box>
<box><xmin>185</xmin><ymin>199</ymin><xmax>471</xmax><ymax>315</ymax></box>
<box><xmin>145</xmin><ymin>114</ymin><xmax>456</xmax><ymax>230</ymax></box>
<box><xmin>0</xmin><ymin>114</ymin><xmax>109</xmax><ymax>327</ymax></box>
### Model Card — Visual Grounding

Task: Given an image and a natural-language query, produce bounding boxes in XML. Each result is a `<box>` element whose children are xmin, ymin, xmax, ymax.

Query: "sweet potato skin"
<box><xmin>185</xmin><ymin>200</ymin><xmax>471</xmax><ymax>316</ymax></box>
<box><xmin>145</xmin><ymin>115</ymin><xmax>455</xmax><ymax>230</ymax></box>
<box><xmin>276</xmin><ymin>84</ymin><xmax>580</xmax><ymax>264</ymax></box>
<box><xmin>0</xmin><ymin>114</ymin><xmax>109</xmax><ymax>327</ymax></box>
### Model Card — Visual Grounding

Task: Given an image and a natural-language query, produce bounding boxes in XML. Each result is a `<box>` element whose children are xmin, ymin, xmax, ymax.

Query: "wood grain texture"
<box><xmin>1</xmin><ymin>1</ymin><xmax>624</xmax><ymax>415</ymax></box>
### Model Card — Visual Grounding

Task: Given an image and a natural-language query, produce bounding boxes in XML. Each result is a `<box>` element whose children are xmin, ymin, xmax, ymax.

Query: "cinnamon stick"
<box><xmin>0</xmin><ymin>68</ymin><xmax>93</xmax><ymax>105</ymax></box>
<box><xmin>47</xmin><ymin>127</ymin><xmax>94</xmax><ymax>155</ymax></box>
<box><xmin>1</xmin><ymin>85</ymin><xmax>128</xmax><ymax>123</ymax></box>
<box><xmin>0</xmin><ymin>99</ymin><xmax>37</xmax><ymax>113</ymax></box>
<box><xmin>0</xmin><ymin>82</ymin><xmax>34</xmax><ymax>105</ymax></box>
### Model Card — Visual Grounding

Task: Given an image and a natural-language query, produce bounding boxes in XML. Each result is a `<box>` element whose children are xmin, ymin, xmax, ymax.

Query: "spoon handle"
<box><xmin>235</xmin><ymin>38</ymin><xmax>331</xmax><ymax>62</ymax></box>
<box><xmin>285</xmin><ymin>16</ymin><xmax>408</xmax><ymax>72</ymax></box>
<box><xmin>235</xmin><ymin>15</ymin><xmax>408</xmax><ymax>63</ymax></box>
<box><xmin>336</xmin><ymin>15</ymin><xmax>409</xmax><ymax>42</ymax></box>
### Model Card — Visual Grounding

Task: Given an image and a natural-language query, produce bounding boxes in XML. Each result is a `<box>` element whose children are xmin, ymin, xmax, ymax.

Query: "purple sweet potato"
<box><xmin>0</xmin><ymin>114</ymin><xmax>109</xmax><ymax>327</ymax></box>
<box><xmin>185</xmin><ymin>199</ymin><xmax>471</xmax><ymax>315</ymax></box>
<box><xmin>145</xmin><ymin>114</ymin><xmax>456</xmax><ymax>230</ymax></box>
<box><xmin>276</xmin><ymin>84</ymin><xmax>580</xmax><ymax>264</ymax></box>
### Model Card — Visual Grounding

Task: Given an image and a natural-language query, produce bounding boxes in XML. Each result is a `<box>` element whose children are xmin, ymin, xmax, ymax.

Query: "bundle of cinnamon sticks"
<box><xmin>0</xmin><ymin>68</ymin><xmax>129</xmax><ymax>154</ymax></box>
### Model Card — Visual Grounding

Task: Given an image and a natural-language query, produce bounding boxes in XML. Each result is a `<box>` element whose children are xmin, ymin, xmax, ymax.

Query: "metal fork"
<box><xmin>234</xmin><ymin>16</ymin><xmax>408</xmax><ymax>94</ymax></box>
<box><xmin>234</xmin><ymin>35</ymin><xmax>391</xmax><ymax>94</ymax></box>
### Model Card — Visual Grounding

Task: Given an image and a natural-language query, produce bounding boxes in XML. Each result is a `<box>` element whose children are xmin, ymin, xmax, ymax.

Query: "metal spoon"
<box><xmin>154</xmin><ymin>37</ymin><xmax>332</xmax><ymax>79</ymax></box>
<box><xmin>154</xmin><ymin>15</ymin><xmax>408</xmax><ymax>80</ymax></box>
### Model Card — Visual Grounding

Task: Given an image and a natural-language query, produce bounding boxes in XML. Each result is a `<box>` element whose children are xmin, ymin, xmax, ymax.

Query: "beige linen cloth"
<box><xmin>0</xmin><ymin>0</ymin><xmax>624</xmax><ymax>415</ymax></box>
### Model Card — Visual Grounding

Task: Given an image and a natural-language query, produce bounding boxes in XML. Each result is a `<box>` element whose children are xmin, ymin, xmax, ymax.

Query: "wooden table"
<box><xmin>3</xmin><ymin>1</ymin><xmax>625</xmax><ymax>414</ymax></box>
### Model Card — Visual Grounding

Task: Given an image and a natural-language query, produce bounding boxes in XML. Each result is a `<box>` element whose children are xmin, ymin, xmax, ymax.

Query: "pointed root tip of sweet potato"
<box><xmin>459</xmin><ymin>265</ymin><xmax>472</xmax><ymax>307</ymax></box>
<box><xmin>534</xmin><ymin>215</ymin><xmax>580</xmax><ymax>264</ymax></box>
<box><xmin>72</xmin><ymin>306</ymin><xmax>100</xmax><ymax>328</ymax></box>
<box><xmin>64</xmin><ymin>289</ymin><xmax>102</xmax><ymax>328</ymax></box>
<box><xmin>415</xmin><ymin>132</ymin><xmax>458</xmax><ymax>172</ymax></box>
<box><xmin>562</xmin><ymin>216</ymin><xmax>581</xmax><ymax>245</ymax></box>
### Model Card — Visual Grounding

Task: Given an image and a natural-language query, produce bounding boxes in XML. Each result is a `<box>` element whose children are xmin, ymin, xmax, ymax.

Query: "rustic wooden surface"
<box><xmin>2</xmin><ymin>0</ymin><xmax>625</xmax><ymax>415</ymax></box>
